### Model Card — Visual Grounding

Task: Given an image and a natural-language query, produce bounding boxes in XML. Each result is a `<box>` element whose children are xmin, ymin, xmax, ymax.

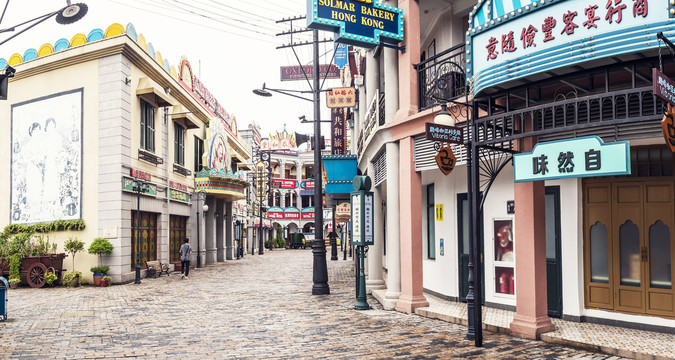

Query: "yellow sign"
<box><xmin>255</xmin><ymin>161</ymin><xmax>267</xmax><ymax>202</ymax></box>
<box><xmin>326</xmin><ymin>87</ymin><xmax>356</xmax><ymax>108</ymax></box>
<box><xmin>435</xmin><ymin>204</ymin><xmax>443</xmax><ymax>221</ymax></box>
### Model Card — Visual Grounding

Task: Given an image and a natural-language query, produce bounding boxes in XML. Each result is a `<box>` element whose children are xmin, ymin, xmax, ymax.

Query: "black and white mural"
<box><xmin>10</xmin><ymin>89</ymin><xmax>83</xmax><ymax>224</ymax></box>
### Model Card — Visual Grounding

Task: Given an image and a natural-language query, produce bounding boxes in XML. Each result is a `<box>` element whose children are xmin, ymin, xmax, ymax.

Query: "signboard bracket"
<box><xmin>657</xmin><ymin>32</ymin><xmax>675</xmax><ymax>60</ymax></box>
<box><xmin>379</xmin><ymin>43</ymin><xmax>406</xmax><ymax>54</ymax></box>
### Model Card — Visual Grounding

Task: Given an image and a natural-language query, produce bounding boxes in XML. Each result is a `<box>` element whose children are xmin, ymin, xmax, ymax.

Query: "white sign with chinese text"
<box><xmin>469</xmin><ymin>0</ymin><xmax>669</xmax><ymax>95</ymax></box>
<box><xmin>364</xmin><ymin>194</ymin><xmax>373</xmax><ymax>245</ymax></box>
<box><xmin>352</xmin><ymin>193</ymin><xmax>361</xmax><ymax>244</ymax></box>
<box><xmin>513</xmin><ymin>136</ymin><xmax>630</xmax><ymax>182</ymax></box>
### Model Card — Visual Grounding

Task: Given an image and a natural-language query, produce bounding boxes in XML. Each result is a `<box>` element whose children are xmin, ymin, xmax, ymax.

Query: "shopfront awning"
<box><xmin>171</xmin><ymin>104</ymin><xmax>200</xmax><ymax>129</ymax></box>
<box><xmin>136</xmin><ymin>77</ymin><xmax>176</xmax><ymax>107</ymax></box>
<box><xmin>195</xmin><ymin>168</ymin><xmax>249</xmax><ymax>202</ymax></box>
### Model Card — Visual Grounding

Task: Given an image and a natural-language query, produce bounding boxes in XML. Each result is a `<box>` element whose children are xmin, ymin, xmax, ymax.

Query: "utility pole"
<box><xmin>275</xmin><ymin>17</ymin><xmax>333</xmax><ymax>295</ymax></box>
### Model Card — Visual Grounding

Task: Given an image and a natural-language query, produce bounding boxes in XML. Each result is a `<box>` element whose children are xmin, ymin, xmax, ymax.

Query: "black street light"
<box><xmin>0</xmin><ymin>1</ymin><xmax>89</xmax><ymax>47</ymax></box>
<box><xmin>252</xmin><ymin>29</ymin><xmax>329</xmax><ymax>295</ymax></box>
<box><xmin>195</xmin><ymin>192</ymin><xmax>207</xmax><ymax>268</ymax></box>
<box><xmin>131</xmin><ymin>178</ymin><xmax>148</xmax><ymax>284</ymax></box>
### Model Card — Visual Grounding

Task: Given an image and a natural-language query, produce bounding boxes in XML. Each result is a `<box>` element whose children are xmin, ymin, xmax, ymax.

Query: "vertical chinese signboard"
<box><xmin>350</xmin><ymin>176</ymin><xmax>373</xmax><ymax>246</ymax></box>
<box><xmin>331</xmin><ymin>108</ymin><xmax>346</xmax><ymax>155</ymax></box>
<box><xmin>513</xmin><ymin>136</ymin><xmax>630</xmax><ymax>182</ymax></box>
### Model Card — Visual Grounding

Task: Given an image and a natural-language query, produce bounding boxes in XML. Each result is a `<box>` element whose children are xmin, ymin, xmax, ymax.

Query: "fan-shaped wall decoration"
<box><xmin>38</xmin><ymin>43</ymin><xmax>54</xmax><ymax>57</ymax></box>
<box><xmin>163</xmin><ymin>59</ymin><xmax>170</xmax><ymax>73</ymax></box>
<box><xmin>146</xmin><ymin>43</ymin><xmax>155</xmax><ymax>58</ymax></box>
<box><xmin>70</xmin><ymin>33</ymin><xmax>87</xmax><ymax>47</ymax></box>
<box><xmin>125</xmin><ymin>23</ymin><xmax>137</xmax><ymax>41</ymax></box>
<box><xmin>22</xmin><ymin>48</ymin><xmax>37</xmax><ymax>61</ymax></box>
<box><xmin>137</xmin><ymin>33</ymin><xmax>147</xmax><ymax>50</ymax></box>
<box><xmin>155</xmin><ymin>51</ymin><xmax>163</xmax><ymax>66</ymax></box>
<box><xmin>8</xmin><ymin>53</ymin><xmax>22</xmax><ymax>66</ymax></box>
<box><xmin>105</xmin><ymin>23</ymin><xmax>125</xmax><ymax>38</ymax></box>
<box><xmin>170</xmin><ymin>66</ymin><xmax>178</xmax><ymax>79</ymax></box>
<box><xmin>0</xmin><ymin>58</ymin><xmax>7</xmax><ymax>69</ymax></box>
<box><xmin>87</xmin><ymin>28</ymin><xmax>104</xmax><ymax>42</ymax></box>
<box><xmin>54</xmin><ymin>38</ymin><xmax>70</xmax><ymax>52</ymax></box>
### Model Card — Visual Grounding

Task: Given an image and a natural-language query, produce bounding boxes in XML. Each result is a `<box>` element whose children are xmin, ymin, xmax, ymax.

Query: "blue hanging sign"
<box><xmin>513</xmin><ymin>136</ymin><xmax>630</xmax><ymax>182</ymax></box>
<box><xmin>334</xmin><ymin>43</ymin><xmax>348</xmax><ymax>69</ymax></box>
<box><xmin>307</xmin><ymin>0</ymin><xmax>404</xmax><ymax>48</ymax></box>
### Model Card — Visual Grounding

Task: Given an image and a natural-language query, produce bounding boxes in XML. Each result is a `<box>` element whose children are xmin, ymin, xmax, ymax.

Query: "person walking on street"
<box><xmin>180</xmin><ymin>238</ymin><xmax>192</xmax><ymax>279</ymax></box>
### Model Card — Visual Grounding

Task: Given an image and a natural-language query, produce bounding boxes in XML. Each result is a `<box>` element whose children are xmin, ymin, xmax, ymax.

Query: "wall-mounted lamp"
<box><xmin>202</xmin><ymin>203</ymin><xmax>209</xmax><ymax>217</ymax></box>
<box><xmin>214</xmin><ymin>211</ymin><xmax>219</xmax><ymax>219</ymax></box>
<box><xmin>433</xmin><ymin>103</ymin><xmax>455</xmax><ymax>126</ymax></box>
<box><xmin>124</xmin><ymin>75</ymin><xmax>132</xmax><ymax>85</ymax></box>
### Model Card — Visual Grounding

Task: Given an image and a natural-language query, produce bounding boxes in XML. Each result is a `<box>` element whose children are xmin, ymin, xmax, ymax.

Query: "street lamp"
<box><xmin>195</xmin><ymin>192</ymin><xmax>207</xmax><ymax>268</ymax></box>
<box><xmin>0</xmin><ymin>1</ymin><xmax>89</xmax><ymax>47</ymax></box>
<box><xmin>252</xmin><ymin>30</ymin><xmax>330</xmax><ymax>295</ymax></box>
<box><xmin>131</xmin><ymin>178</ymin><xmax>148</xmax><ymax>284</ymax></box>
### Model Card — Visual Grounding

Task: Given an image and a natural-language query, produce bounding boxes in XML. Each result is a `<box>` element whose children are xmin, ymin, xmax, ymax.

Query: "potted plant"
<box><xmin>62</xmin><ymin>271</ymin><xmax>83</xmax><ymax>287</ymax></box>
<box><xmin>89</xmin><ymin>265</ymin><xmax>110</xmax><ymax>286</ymax></box>
<box><xmin>8</xmin><ymin>275</ymin><xmax>20</xmax><ymax>289</ymax></box>
<box><xmin>100</xmin><ymin>275</ymin><xmax>111</xmax><ymax>287</ymax></box>
<box><xmin>63</xmin><ymin>237</ymin><xmax>84</xmax><ymax>286</ymax></box>
<box><xmin>88</xmin><ymin>237</ymin><xmax>114</xmax><ymax>286</ymax></box>
<box><xmin>44</xmin><ymin>271</ymin><xmax>58</xmax><ymax>287</ymax></box>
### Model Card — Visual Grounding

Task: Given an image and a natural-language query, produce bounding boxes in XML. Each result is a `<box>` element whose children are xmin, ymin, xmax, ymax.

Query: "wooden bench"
<box><xmin>145</xmin><ymin>260</ymin><xmax>170</xmax><ymax>278</ymax></box>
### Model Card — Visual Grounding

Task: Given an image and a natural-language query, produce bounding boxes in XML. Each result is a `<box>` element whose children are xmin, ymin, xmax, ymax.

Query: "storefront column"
<box><xmin>395</xmin><ymin>136</ymin><xmax>428</xmax><ymax>313</ymax></box>
<box><xmin>366</xmin><ymin>48</ymin><xmax>380</xmax><ymax>107</ymax></box>
<box><xmin>216</xmin><ymin>199</ymin><xmax>225</xmax><ymax>262</ymax></box>
<box><xmin>225</xmin><ymin>201</ymin><xmax>234</xmax><ymax>260</ymax></box>
<box><xmin>394</xmin><ymin>0</ymin><xmax>420</xmax><ymax>121</ymax></box>
<box><xmin>367</xmin><ymin>161</ymin><xmax>385</xmax><ymax>293</ymax></box>
<box><xmin>384</xmin><ymin>141</ymin><xmax>401</xmax><ymax>305</ymax></box>
<box><xmin>510</xmin><ymin>136</ymin><xmax>555</xmax><ymax>339</ymax></box>
<box><xmin>205</xmin><ymin>197</ymin><xmax>217</xmax><ymax>265</ymax></box>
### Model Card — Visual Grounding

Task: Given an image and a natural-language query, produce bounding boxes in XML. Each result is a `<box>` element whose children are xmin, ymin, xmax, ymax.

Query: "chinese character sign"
<box><xmin>513</xmin><ymin>136</ymin><xmax>630</xmax><ymax>182</ymax></box>
<box><xmin>326</xmin><ymin>87</ymin><xmax>356</xmax><ymax>108</ymax></box>
<box><xmin>469</xmin><ymin>0</ymin><xmax>666</xmax><ymax>96</ymax></box>
<box><xmin>331</xmin><ymin>108</ymin><xmax>346</xmax><ymax>155</ymax></box>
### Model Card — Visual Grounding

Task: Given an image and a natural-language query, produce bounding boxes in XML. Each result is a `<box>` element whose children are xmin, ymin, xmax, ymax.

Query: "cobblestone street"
<box><xmin>1</xmin><ymin>250</ymin><xmax>627</xmax><ymax>359</ymax></box>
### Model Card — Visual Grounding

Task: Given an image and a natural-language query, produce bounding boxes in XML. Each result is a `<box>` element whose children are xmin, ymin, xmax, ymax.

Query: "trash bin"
<box><xmin>0</xmin><ymin>276</ymin><xmax>8</xmax><ymax>322</ymax></box>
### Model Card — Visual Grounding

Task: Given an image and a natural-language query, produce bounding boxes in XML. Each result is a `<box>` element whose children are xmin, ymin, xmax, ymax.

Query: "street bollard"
<box><xmin>0</xmin><ymin>277</ymin><xmax>8</xmax><ymax>322</ymax></box>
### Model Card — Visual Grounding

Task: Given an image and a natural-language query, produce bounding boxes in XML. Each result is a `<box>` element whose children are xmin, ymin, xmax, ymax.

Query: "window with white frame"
<box><xmin>140</xmin><ymin>99</ymin><xmax>155</xmax><ymax>152</ymax></box>
<box><xmin>174</xmin><ymin>123</ymin><xmax>185</xmax><ymax>166</ymax></box>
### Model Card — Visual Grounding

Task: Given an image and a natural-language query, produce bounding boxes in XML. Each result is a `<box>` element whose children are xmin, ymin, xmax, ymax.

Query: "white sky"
<box><xmin>0</xmin><ymin>0</ymin><xmax>340</xmax><ymax>139</ymax></box>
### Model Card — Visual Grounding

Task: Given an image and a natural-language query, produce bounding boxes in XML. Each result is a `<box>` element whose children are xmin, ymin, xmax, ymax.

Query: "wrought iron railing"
<box><xmin>414</xmin><ymin>43</ymin><xmax>466</xmax><ymax>111</ymax></box>
<box><xmin>358</xmin><ymin>89</ymin><xmax>380</xmax><ymax>157</ymax></box>
<box><xmin>473</xmin><ymin>86</ymin><xmax>667</xmax><ymax>148</ymax></box>
<box><xmin>379</xmin><ymin>91</ymin><xmax>385</xmax><ymax>125</ymax></box>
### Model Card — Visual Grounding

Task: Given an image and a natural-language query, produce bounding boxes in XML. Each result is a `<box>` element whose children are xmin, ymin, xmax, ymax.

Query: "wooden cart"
<box><xmin>0</xmin><ymin>253</ymin><xmax>67</xmax><ymax>288</ymax></box>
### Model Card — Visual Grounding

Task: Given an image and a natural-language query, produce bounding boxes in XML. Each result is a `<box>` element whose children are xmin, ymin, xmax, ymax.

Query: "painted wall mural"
<box><xmin>10</xmin><ymin>89</ymin><xmax>82</xmax><ymax>224</ymax></box>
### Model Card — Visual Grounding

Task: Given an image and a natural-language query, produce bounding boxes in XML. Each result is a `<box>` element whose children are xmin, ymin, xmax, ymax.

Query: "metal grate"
<box><xmin>373</xmin><ymin>149</ymin><xmax>387</xmax><ymax>186</ymax></box>
<box><xmin>414</xmin><ymin>123</ymin><xmax>468</xmax><ymax>172</ymax></box>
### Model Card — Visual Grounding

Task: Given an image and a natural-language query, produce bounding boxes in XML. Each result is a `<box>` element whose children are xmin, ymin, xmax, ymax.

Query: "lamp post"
<box><xmin>195</xmin><ymin>192</ymin><xmax>207</xmax><ymax>268</ymax></box>
<box><xmin>431</xmin><ymin>90</ymin><xmax>480</xmax><ymax>344</ymax></box>
<box><xmin>131</xmin><ymin>178</ymin><xmax>148</xmax><ymax>284</ymax></box>
<box><xmin>0</xmin><ymin>1</ymin><xmax>89</xmax><ymax>47</ymax></box>
<box><xmin>252</xmin><ymin>30</ymin><xmax>330</xmax><ymax>294</ymax></box>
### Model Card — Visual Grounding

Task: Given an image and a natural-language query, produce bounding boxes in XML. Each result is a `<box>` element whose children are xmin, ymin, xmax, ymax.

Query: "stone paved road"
<box><xmin>1</xmin><ymin>250</ymin><xmax>627</xmax><ymax>359</ymax></box>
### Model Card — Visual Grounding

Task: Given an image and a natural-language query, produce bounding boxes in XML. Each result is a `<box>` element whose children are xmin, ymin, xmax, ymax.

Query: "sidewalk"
<box><xmin>407</xmin><ymin>292</ymin><xmax>675</xmax><ymax>360</ymax></box>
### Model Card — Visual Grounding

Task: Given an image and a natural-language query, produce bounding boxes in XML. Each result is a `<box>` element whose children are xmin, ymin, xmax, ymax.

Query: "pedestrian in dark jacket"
<box><xmin>180</xmin><ymin>238</ymin><xmax>192</xmax><ymax>279</ymax></box>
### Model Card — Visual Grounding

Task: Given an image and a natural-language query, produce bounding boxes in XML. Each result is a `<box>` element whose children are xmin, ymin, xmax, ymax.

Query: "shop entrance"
<box><xmin>584</xmin><ymin>177</ymin><xmax>675</xmax><ymax>318</ymax></box>
<box><xmin>545</xmin><ymin>186</ymin><xmax>562</xmax><ymax>318</ymax></box>
<box><xmin>458</xmin><ymin>193</ymin><xmax>484</xmax><ymax>303</ymax></box>
<box><xmin>169</xmin><ymin>215</ymin><xmax>187</xmax><ymax>268</ymax></box>
<box><xmin>131</xmin><ymin>211</ymin><xmax>157</xmax><ymax>269</ymax></box>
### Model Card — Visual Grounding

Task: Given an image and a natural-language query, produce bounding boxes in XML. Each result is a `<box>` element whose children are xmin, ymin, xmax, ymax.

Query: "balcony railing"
<box><xmin>414</xmin><ymin>43</ymin><xmax>466</xmax><ymax>111</ymax></box>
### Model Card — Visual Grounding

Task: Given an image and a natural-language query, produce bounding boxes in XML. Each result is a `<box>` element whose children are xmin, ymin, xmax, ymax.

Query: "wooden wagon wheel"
<box><xmin>27</xmin><ymin>262</ymin><xmax>47</xmax><ymax>288</ymax></box>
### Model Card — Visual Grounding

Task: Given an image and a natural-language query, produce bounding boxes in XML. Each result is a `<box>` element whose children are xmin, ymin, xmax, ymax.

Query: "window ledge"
<box><xmin>173</xmin><ymin>164</ymin><xmax>191</xmax><ymax>177</ymax></box>
<box><xmin>138</xmin><ymin>149</ymin><xmax>164</xmax><ymax>165</ymax></box>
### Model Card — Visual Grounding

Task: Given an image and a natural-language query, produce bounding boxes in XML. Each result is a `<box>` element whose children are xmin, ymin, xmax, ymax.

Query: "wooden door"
<box><xmin>545</xmin><ymin>186</ymin><xmax>562</xmax><ymax>318</ymax></box>
<box><xmin>613</xmin><ymin>182</ymin><xmax>645</xmax><ymax>313</ymax></box>
<box><xmin>457</xmin><ymin>193</ymin><xmax>484</xmax><ymax>303</ymax></box>
<box><xmin>643</xmin><ymin>182</ymin><xmax>675</xmax><ymax>316</ymax></box>
<box><xmin>584</xmin><ymin>182</ymin><xmax>614</xmax><ymax>310</ymax></box>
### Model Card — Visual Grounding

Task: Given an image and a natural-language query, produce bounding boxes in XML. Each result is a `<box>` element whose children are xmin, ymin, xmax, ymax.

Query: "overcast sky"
<box><xmin>1</xmin><ymin>0</ymin><xmax>340</xmax><ymax>139</ymax></box>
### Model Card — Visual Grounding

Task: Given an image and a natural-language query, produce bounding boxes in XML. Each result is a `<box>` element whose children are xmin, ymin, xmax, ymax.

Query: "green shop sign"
<box><xmin>169</xmin><ymin>189</ymin><xmax>189</xmax><ymax>203</ymax></box>
<box><xmin>307</xmin><ymin>0</ymin><xmax>404</xmax><ymax>48</ymax></box>
<box><xmin>514</xmin><ymin>136</ymin><xmax>630</xmax><ymax>182</ymax></box>
<box><xmin>122</xmin><ymin>177</ymin><xmax>157</xmax><ymax>196</ymax></box>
